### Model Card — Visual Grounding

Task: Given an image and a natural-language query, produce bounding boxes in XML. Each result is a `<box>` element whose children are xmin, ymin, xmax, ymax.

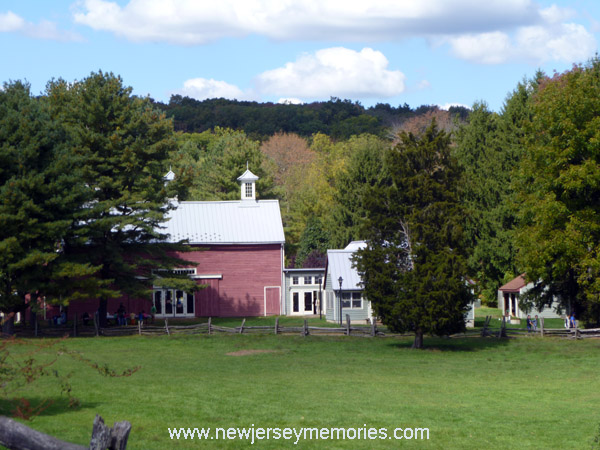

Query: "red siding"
<box><xmin>177</xmin><ymin>244</ymin><xmax>282</xmax><ymax>317</ymax></box>
<box><xmin>62</xmin><ymin>244</ymin><xmax>283</xmax><ymax>319</ymax></box>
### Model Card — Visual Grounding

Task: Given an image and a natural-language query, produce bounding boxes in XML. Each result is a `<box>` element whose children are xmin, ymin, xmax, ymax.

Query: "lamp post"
<box><xmin>338</xmin><ymin>276</ymin><xmax>343</xmax><ymax>326</ymax></box>
<box><xmin>319</xmin><ymin>276</ymin><xmax>323</xmax><ymax>320</ymax></box>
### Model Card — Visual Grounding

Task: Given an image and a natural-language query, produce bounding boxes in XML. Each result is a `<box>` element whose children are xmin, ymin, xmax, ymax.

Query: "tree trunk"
<box><xmin>30</xmin><ymin>309</ymin><xmax>37</xmax><ymax>330</ymax></box>
<box><xmin>98</xmin><ymin>297</ymin><xmax>108</xmax><ymax>328</ymax></box>
<box><xmin>412</xmin><ymin>329</ymin><xmax>424</xmax><ymax>349</ymax></box>
<box><xmin>2</xmin><ymin>314</ymin><xmax>15</xmax><ymax>336</ymax></box>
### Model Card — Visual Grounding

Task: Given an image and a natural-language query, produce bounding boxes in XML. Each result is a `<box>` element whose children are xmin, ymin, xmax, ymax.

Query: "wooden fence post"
<box><xmin>89</xmin><ymin>414</ymin><xmax>131</xmax><ymax>450</ymax></box>
<box><xmin>208</xmin><ymin>317</ymin><xmax>212</xmax><ymax>335</ymax></box>
<box><xmin>0</xmin><ymin>414</ymin><xmax>131</xmax><ymax>450</ymax></box>
<box><xmin>138</xmin><ymin>319</ymin><xmax>141</xmax><ymax>336</ymax></box>
<box><xmin>239</xmin><ymin>318</ymin><xmax>246</xmax><ymax>334</ymax></box>
<box><xmin>540</xmin><ymin>317</ymin><xmax>544</xmax><ymax>337</ymax></box>
<box><xmin>499</xmin><ymin>316</ymin><xmax>506</xmax><ymax>338</ymax></box>
<box><xmin>93</xmin><ymin>311</ymin><xmax>99</xmax><ymax>337</ymax></box>
<box><xmin>165</xmin><ymin>318</ymin><xmax>170</xmax><ymax>336</ymax></box>
<box><xmin>345</xmin><ymin>314</ymin><xmax>351</xmax><ymax>336</ymax></box>
<box><xmin>480</xmin><ymin>316</ymin><xmax>491</xmax><ymax>337</ymax></box>
<box><xmin>303</xmin><ymin>319</ymin><xmax>309</xmax><ymax>337</ymax></box>
<box><xmin>73</xmin><ymin>313</ymin><xmax>77</xmax><ymax>337</ymax></box>
<box><xmin>371</xmin><ymin>318</ymin><xmax>376</xmax><ymax>337</ymax></box>
<box><xmin>274</xmin><ymin>317</ymin><xmax>279</xmax><ymax>335</ymax></box>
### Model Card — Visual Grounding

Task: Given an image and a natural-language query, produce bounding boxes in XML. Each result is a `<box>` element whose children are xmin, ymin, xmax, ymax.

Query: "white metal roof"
<box><xmin>237</xmin><ymin>169</ymin><xmax>259</xmax><ymax>182</ymax></box>
<box><xmin>327</xmin><ymin>241</ymin><xmax>366</xmax><ymax>290</ymax></box>
<box><xmin>162</xmin><ymin>199</ymin><xmax>285</xmax><ymax>244</ymax></box>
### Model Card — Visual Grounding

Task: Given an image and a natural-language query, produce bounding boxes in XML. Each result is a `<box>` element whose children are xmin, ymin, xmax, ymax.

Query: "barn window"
<box><xmin>152</xmin><ymin>288</ymin><xmax>195</xmax><ymax>317</ymax></box>
<box><xmin>245</xmin><ymin>182</ymin><xmax>253</xmax><ymax>198</ymax></box>
<box><xmin>304</xmin><ymin>276</ymin><xmax>312</xmax><ymax>285</ymax></box>
<box><xmin>292</xmin><ymin>276</ymin><xmax>299</xmax><ymax>285</ymax></box>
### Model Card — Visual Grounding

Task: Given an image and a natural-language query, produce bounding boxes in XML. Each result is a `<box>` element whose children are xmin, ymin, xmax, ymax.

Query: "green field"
<box><xmin>2</xmin><ymin>332</ymin><xmax>600</xmax><ymax>449</ymax></box>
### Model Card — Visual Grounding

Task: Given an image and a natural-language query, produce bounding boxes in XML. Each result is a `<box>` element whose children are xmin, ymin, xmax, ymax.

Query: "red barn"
<box><xmin>65</xmin><ymin>169</ymin><xmax>285</xmax><ymax>320</ymax></box>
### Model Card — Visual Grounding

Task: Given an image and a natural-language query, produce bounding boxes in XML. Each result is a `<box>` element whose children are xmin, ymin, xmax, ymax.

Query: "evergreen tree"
<box><xmin>355</xmin><ymin>121</ymin><xmax>473</xmax><ymax>348</ymax></box>
<box><xmin>46</xmin><ymin>72</ymin><xmax>197</xmax><ymax>327</ymax></box>
<box><xmin>454</xmin><ymin>103</ymin><xmax>516</xmax><ymax>303</ymax></box>
<box><xmin>175</xmin><ymin>127</ymin><xmax>278</xmax><ymax>201</ymax></box>
<box><xmin>0</xmin><ymin>81</ymin><xmax>96</xmax><ymax>334</ymax></box>
<box><xmin>295</xmin><ymin>216</ymin><xmax>329</xmax><ymax>268</ymax></box>
<box><xmin>330</xmin><ymin>134</ymin><xmax>388</xmax><ymax>248</ymax></box>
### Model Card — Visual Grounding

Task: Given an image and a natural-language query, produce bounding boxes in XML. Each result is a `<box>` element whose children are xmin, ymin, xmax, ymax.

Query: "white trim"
<box><xmin>281</xmin><ymin>243</ymin><xmax>285</xmax><ymax>315</ymax></box>
<box><xmin>264</xmin><ymin>286</ymin><xmax>281</xmax><ymax>316</ymax></box>
<box><xmin>152</xmin><ymin>268</ymin><xmax>197</xmax><ymax>276</ymax></box>
<box><xmin>191</xmin><ymin>274</ymin><xmax>223</xmax><ymax>279</ymax></box>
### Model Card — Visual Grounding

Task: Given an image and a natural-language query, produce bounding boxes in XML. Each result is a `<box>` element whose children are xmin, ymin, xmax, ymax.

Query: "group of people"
<box><xmin>110</xmin><ymin>303</ymin><xmax>156</xmax><ymax>326</ymax></box>
<box><xmin>565</xmin><ymin>313</ymin><xmax>577</xmax><ymax>329</ymax></box>
<box><xmin>527</xmin><ymin>312</ymin><xmax>577</xmax><ymax>331</ymax></box>
<box><xmin>526</xmin><ymin>314</ymin><xmax>539</xmax><ymax>332</ymax></box>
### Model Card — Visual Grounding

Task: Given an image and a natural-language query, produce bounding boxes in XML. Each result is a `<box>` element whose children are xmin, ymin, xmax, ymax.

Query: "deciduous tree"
<box><xmin>515</xmin><ymin>59</ymin><xmax>600</xmax><ymax>325</ymax></box>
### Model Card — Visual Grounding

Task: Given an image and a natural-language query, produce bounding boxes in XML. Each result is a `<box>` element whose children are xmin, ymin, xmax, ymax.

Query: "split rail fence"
<box><xmin>478</xmin><ymin>315</ymin><xmax>600</xmax><ymax>339</ymax></box>
<box><xmin>8</xmin><ymin>314</ymin><xmax>600</xmax><ymax>340</ymax></box>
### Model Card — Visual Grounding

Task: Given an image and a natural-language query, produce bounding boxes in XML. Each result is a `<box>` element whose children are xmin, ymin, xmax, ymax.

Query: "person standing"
<box><xmin>150</xmin><ymin>304</ymin><xmax>157</xmax><ymax>324</ymax></box>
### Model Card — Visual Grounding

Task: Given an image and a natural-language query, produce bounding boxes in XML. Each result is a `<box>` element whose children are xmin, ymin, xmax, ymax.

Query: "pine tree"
<box><xmin>0</xmin><ymin>81</ymin><xmax>96</xmax><ymax>334</ymax></box>
<box><xmin>355</xmin><ymin>121</ymin><xmax>473</xmax><ymax>348</ymax></box>
<box><xmin>295</xmin><ymin>216</ymin><xmax>329</xmax><ymax>268</ymax></box>
<box><xmin>329</xmin><ymin>134</ymin><xmax>387</xmax><ymax>248</ymax></box>
<box><xmin>46</xmin><ymin>72</ymin><xmax>197</xmax><ymax>327</ymax></box>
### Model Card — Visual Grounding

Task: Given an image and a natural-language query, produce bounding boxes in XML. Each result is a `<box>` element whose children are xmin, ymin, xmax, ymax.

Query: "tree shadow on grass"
<box><xmin>0</xmin><ymin>396</ymin><xmax>99</xmax><ymax>419</ymax></box>
<box><xmin>387</xmin><ymin>336</ymin><xmax>511</xmax><ymax>352</ymax></box>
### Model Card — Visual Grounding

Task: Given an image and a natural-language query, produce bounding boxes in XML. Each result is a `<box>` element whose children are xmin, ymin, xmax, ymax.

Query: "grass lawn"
<box><xmin>2</xmin><ymin>334</ymin><xmax>600</xmax><ymax>449</ymax></box>
<box><xmin>475</xmin><ymin>306</ymin><xmax>567</xmax><ymax>329</ymax></box>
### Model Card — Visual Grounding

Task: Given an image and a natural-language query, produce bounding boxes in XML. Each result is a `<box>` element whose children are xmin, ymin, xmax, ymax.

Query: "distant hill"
<box><xmin>153</xmin><ymin>96</ymin><xmax>470</xmax><ymax>140</ymax></box>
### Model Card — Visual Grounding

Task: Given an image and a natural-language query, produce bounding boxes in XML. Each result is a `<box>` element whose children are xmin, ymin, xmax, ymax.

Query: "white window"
<box><xmin>304</xmin><ymin>276</ymin><xmax>312</xmax><ymax>285</ymax></box>
<box><xmin>341</xmin><ymin>292</ymin><xmax>362</xmax><ymax>309</ymax></box>
<box><xmin>153</xmin><ymin>288</ymin><xmax>195</xmax><ymax>317</ymax></box>
<box><xmin>153</xmin><ymin>268</ymin><xmax>196</xmax><ymax>276</ymax></box>
<box><xmin>245</xmin><ymin>182</ymin><xmax>253</xmax><ymax>198</ymax></box>
<box><xmin>292</xmin><ymin>276</ymin><xmax>299</xmax><ymax>285</ymax></box>
<box><xmin>315</xmin><ymin>276</ymin><xmax>322</xmax><ymax>286</ymax></box>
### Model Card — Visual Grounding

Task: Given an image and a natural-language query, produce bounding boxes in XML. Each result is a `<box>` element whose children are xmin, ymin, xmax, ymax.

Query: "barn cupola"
<box><xmin>163</xmin><ymin>167</ymin><xmax>175</xmax><ymax>186</ymax></box>
<box><xmin>237</xmin><ymin>165</ymin><xmax>259</xmax><ymax>201</ymax></box>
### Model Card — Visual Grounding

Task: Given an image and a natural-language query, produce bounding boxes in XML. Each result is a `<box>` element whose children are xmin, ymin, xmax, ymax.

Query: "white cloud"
<box><xmin>417</xmin><ymin>80</ymin><xmax>431</xmax><ymax>90</ymax></box>
<box><xmin>0</xmin><ymin>10</ymin><xmax>82</xmax><ymax>41</ymax></box>
<box><xmin>515</xmin><ymin>23</ymin><xmax>596</xmax><ymax>63</ymax></box>
<box><xmin>446</xmin><ymin>5</ymin><xmax>596</xmax><ymax>65</ymax></box>
<box><xmin>277</xmin><ymin>98</ymin><xmax>304</xmax><ymax>105</ymax></box>
<box><xmin>72</xmin><ymin>0</ymin><xmax>544</xmax><ymax>44</ymax></box>
<box><xmin>175</xmin><ymin>78</ymin><xmax>250</xmax><ymax>101</ymax></box>
<box><xmin>447</xmin><ymin>20</ymin><xmax>596</xmax><ymax>65</ymax></box>
<box><xmin>448</xmin><ymin>32</ymin><xmax>513</xmax><ymax>64</ymax></box>
<box><xmin>176</xmin><ymin>47</ymin><xmax>404</xmax><ymax>102</ymax></box>
<box><xmin>439</xmin><ymin>103</ymin><xmax>470</xmax><ymax>111</ymax></box>
<box><xmin>72</xmin><ymin>0</ymin><xmax>597</xmax><ymax>65</ymax></box>
<box><xmin>255</xmin><ymin>47</ymin><xmax>405</xmax><ymax>99</ymax></box>
<box><xmin>0</xmin><ymin>11</ymin><xmax>25</xmax><ymax>32</ymax></box>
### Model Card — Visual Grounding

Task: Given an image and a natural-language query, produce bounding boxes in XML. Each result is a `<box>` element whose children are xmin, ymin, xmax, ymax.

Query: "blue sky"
<box><xmin>2</xmin><ymin>0</ymin><xmax>600</xmax><ymax>111</ymax></box>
